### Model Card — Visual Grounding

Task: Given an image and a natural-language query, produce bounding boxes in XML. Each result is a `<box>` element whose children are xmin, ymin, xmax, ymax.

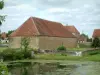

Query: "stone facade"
<box><xmin>39</xmin><ymin>36</ymin><xmax>77</xmax><ymax>50</ymax></box>
<box><xmin>9</xmin><ymin>36</ymin><xmax>77</xmax><ymax>50</ymax></box>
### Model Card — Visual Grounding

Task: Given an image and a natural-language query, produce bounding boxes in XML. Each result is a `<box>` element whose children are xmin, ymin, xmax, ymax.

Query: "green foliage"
<box><xmin>1</xmin><ymin>48</ymin><xmax>15</xmax><ymax>60</ymax></box>
<box><xmin>7</xmin><ymin>30</ymin><xmax>15</xmax><ymax>36</ymax></box>
<box><xmin>91</xmin><ymin>37</ymin><xmax>100</xmax><ymax>48</ymax></box>
<box><xmin>20</xmin><ymin>37</ymin><xmax>30</xmax><ymax>52</ymax></box>
<box><xmin>57</xmin><ymin>45</ymin><xmax>66</xmax><ymax>51</ymax></box>
<box><xmin>23</xmin><ymin>51</ymin><xmax>31</xmax><ymax>59</ymax></box>
<box><xmin>0</xmin><ymin>16</ymin><xmax>6</xmax><ymax>25</ymax></box>
<box><xmin>84</xmin><ymin>50</ymin><xmax>100</xmax><ymax>56</ymax></box>
<box><xmin>0</xmin><ymin>0</ymin><xmax>6</xmax><ymax>26</ymax></box>
<box><xmin>0</xmin><ymin>48</ymin><xmax>32</xmax><ymax>61</ymax></box>
<box><xmin>79</xmin><ymin>43</ymin><xmax>90</xmax><ymax>48</ymax></box>
<box><xmin>0</xmin><ymin>0</ymin><xmax>4</xmax><ymax>9</ymax></box>
<box><xmin>0</xmin><ymin>62</ymin><xmax>9</xmax><ymax>75</ymax></box>
<box><xmin>81</xmin><ymin>33</ymin><xmax>88</xmax><ymax>38</ymax></box>
<box><xmin>13</xmin><ymin>51</ymin><xmax>24</xmax><ymax>60</ymax></box>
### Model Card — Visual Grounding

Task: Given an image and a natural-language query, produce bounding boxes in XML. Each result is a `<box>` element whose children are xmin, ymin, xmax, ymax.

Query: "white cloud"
<box><xmin>1</xmin><ymin>0</ymin><xmax>100</xmax><ymax>37</ymax></box>
<box><xmin>16</xmin><ymin>4</ymin><xmax>37</xmax><ymax>11</ymax></box>
<box><xmin>47</xmin><ymin>8</ymin><xmax>70</xmax><ymax>13</ymax></box>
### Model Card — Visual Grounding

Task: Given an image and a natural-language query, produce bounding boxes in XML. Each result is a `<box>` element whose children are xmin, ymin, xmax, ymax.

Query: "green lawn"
<box><xmin>67</xmin><ymin>48</ymin><xmax>87</xmax><ymax>51</ymax></box>
<box><xmin>35</xmin><ymin>53</ymin><xmax>100</xmax><ymax>61</ymax></box>
<box><xmin>0</xmin><ymin>47</ymin><xmax>8</xmax><ymax>52</ymax></box>
<box><xmin>82</xmin><ymin>54</ymin><xmax>100</xmax><ymax>61</ymax></box>
<box><xmin>79</xmin><ymin>43</ymin><xmax>91</xmax><ymax>48</ymax></box>
<box><xmin>0</xmin><ymin>46</ymin><xmax>100</xmax><ymax>62</ymax></box>
<box><xmin>67</xmin><ymin>43</ymin><xmax>91</xmax><ymax>51</ymax></box>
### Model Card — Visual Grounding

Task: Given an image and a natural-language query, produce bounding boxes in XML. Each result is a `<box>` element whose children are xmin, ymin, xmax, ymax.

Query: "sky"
<box><xmin>0</xmin><ymin>0</ymin><xmax>100</xmax><ymax>37</ymax></box>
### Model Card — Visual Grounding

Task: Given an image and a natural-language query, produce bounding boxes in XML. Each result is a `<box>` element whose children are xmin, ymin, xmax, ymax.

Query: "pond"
<box><xmin>7</xmin><ymin>60</ymin><xmax>100</xmax><ymax>75</ymax></box>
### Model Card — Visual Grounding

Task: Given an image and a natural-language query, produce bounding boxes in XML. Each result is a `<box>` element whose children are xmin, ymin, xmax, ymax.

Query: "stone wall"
<box><xmin>9</xmin><ymin>36</ymin><xmax>77</xmax><ymax>50</ymax></box>
<box><xmin>9</xmin><ymin>36</ymin><xmax>39</xmax><ymax>49</ymax></box>
<box><xmin>39</xmin><ymin>36</ymin><xmax>77</xmax><ymax>50</ymax></box>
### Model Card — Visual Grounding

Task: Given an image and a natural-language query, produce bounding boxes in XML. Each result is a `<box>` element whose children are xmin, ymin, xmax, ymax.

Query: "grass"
<box><xmin>35</xmin><ymin>53</ymin><xmax>100</xmax><ymax>61</ymax></box>
<box><xmin>67</xmin><ymin>43</ymin><xmax>91</xmax><ymax>51</ymax></box>
<box><xmin>0</xmin><ymin>46</ymin><xmax>100</xmax><ymax>62</ymax></box>
<box><xmin>0</xmin><ymin>47</ymin><xmax>8</xmax><ymax>52</ymax></box>
<box><xmin>82</xmin><ymin>54</ymin><xmax>100</xmax><ymax>61</ymax></box>
<box><xmin>35</xmin><ymin>54</ymin><xmax>81</xmax><ymax>60</ymax></box>
<box><xmin>79</xmin><ymin>43</ymin><xmax>91</xmax><ymax>48</ymax></box>
<box><xmin>67</xmin><ymin>48</ymin><xmax>87</xmax><ymax>51</ymax></box>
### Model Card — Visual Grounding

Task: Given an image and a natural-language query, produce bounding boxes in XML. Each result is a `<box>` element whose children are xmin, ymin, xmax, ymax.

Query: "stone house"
<box><xmin>9</xmin><ymin>17</ymin><xmax>78</xmax><ymax>50</ymax></box>
<box><xmin>1</xmin><ymin>32</ymin><xmax>9</xmax><ymax>43</ymax></box>
<box><xmin>92</xmin><ymin>29</ymin><xmax>100</xmax><ymax>39</ymax></box>
<box><xmin>78</xmin><ymin>35</ymin><xmax>87</xmax><ymax>43</ymax></box>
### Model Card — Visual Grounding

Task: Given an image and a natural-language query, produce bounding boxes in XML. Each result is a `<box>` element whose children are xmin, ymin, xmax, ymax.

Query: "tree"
<box><xmin>0</xmin><ymin>0</ymin><xmax>5</xmax><ymax>25</ymax></box>
<box><xmin>20</xmin><ymin>37</ymin><xmax>30</xmax><ymax>52</ymax></box>
<box><xmin>81</xmin><ymin>33</ymin><xmax>88</xmax><ymax>38</ymax></box>
<box><xmin>7</xmin><ymin>30</ymin><xmax>15</xmax><ymax>36</ymax></box>
<box><xmin>91</xmin><ymin>37</ymin><xmax>100</xmax><ymax>48</ymax></box>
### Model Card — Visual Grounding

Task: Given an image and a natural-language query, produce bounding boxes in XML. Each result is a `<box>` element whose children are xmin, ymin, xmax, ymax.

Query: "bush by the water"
<box><xmin>88</xmin><ymin>50</ymin><xmax>100</xmax><ymax>55</ymax></box>
<box><xmin>91</xmin><ymin>37</ymin><xmax>100</xmax><ymax>48</ymax></box>
<box><xmin>84</xmin><ymin>50</ymin><xmax>100</xmax><ymax>56</ymax></box>
<box><xmin>0</xmin><ymin>48</ymin><xmax>32</xmax><ymax>61</ymax></box>
<box><xmin>0</xmin><ymin>62</ymin><xmax>9</xmax><ymax>75</ymax></box>
<box><xmin>57</xmin><ymin>45</ymin><xmax>66</xmax><ymax>51</ymax></box>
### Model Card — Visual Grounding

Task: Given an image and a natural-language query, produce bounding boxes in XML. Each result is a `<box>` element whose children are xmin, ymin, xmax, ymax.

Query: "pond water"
<box><xmin>7</xmin><ymin>61</ymin><xmax>100</xmax><ymax>75</ymax></box>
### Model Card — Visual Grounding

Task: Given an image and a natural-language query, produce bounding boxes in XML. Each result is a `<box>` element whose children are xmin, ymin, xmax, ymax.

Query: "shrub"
<box><xmin>0</xmin><ymin>48</ymin><xmax>33</xmax><ymax>61</ymax></box>
<box><xmin>57</xmin><ymin>45</ymin><xmax>66</xmax><ymax>51</ymax></box>
<box><xmin>13</xmin><ymin>51</ymin><xmax>24</xmax><ymax>60</ymax></box>
<box><xmin>89</xmin><ymin>51</ymin><xmax>100</xmax><ymax>55</ymax></box>
<box><xmin>0</xmin><ymin>48</ymin><xmax>15</xmax><ymax>60</ymax></box>
<box><xmin>0</xmin><ymin>62</ymin><xmax>9</xmax><ymax>75</ymax></box>
<box><xmin>91</xmin><ymin>37</ymin><xmax>100</xmax><ymax>48</ymax></box>
<box><xmin>20</xmin><ymin>37</ymin><xmax>30</xmax><ymax>52</ymax></box>
<box><xmin>83</xmin><ymin>50</ymin><xmax>100</xmax><ymax>56</ymax></box>
<box><xmin>23</xmin><ymin>51</ymin><xmax>31</xmax><ymax>59</ymax></box>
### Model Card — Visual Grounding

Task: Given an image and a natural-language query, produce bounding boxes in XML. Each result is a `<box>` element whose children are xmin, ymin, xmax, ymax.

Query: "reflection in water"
<box><xmin>7</xmin><ymin>61</ymin><xmax>100</xmax><ymax>75</ymax></box>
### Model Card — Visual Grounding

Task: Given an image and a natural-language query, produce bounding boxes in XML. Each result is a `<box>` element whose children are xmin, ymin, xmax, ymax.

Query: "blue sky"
<box><xmin>0</xmin><ymin>0</ymin><xmax>100</xmax><ymax>37</ymax></box>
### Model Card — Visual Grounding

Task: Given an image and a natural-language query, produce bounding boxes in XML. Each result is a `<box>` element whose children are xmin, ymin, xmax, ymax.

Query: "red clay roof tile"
<box><xmin>64</xmin><ymin>25</ymin><xmax>80</xmax><ymax>34</ymax></box>
<box><xmin>93</xmin><ymin>29</ymin><xmax>100</xmax><ymax>37</ymax></box>
<box><xmin>10</xmin><ymin>17</ymin><xmax>76</xmax><ymax>38</ymax></box>
<box><xmin>1</xmin><ymin>32</ymin><xmax>7</xmax><ymax>39</ymax></box>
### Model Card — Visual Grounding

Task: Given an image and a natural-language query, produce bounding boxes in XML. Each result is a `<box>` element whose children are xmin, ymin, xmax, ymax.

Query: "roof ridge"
<box><xmin>94</xmin><ymin>29</ymin><xmax>100</xmax><ymax>30</ymax></box>
<box><xmin>33</xmin><ymin>17</ymin><xmax>55</xmax><ymax>36</ymax></box>
<box><xmin>42</xmin><ymin>19</ymin><xmax>54</xmax><ymax>35</ymax></box>
<box><xmin>31</xmin><ymin>17</ymin><xmax>40</xmax><ymax>35</ymax></box>
<box><xmin>33</xmin><ymin>17</ymin><xmax>61</xmax><ymax>24</ymax></box>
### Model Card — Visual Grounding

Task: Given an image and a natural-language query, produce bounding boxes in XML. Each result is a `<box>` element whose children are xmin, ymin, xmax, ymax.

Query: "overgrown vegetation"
<box><xmin>83</xmin><ymin>50</ymin><xmax>100</xmax><ymax>56</ymax></box>
<box><xmin>0</xmin><ymin>0</ymin><xmax>6</xmax><ymax>25</ymax></box>
<box><xmin>91</xmin><ymin>37</ymin><xmax>100</xmax><ymax>48</ymax></box>
<box><xmin>57</xmin><ymin>45</ymin><xmax>66</xmax><ymax>51</ymax></box>
<box><xmin>0</xmin><ymin>62</ymin><xmax>9</xmax><ymax>75</ymax></box>
<box><xmin>0</xmin><ymin>48</ymin><xmax>32</xmax><ymax>61</ymax></box>
<box><xmin>20</xmin><ymin>37</ymin><xmax>30</xmax><ymax>52</ymax></box>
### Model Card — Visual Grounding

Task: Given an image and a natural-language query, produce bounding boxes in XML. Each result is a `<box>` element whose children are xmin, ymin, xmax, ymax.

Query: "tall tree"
<box><xmin>81</xmin><ymin>33</ymin><xmax>88</xmax><ymax>38</ymax></box>
<box><xmin>91</xmin><ymin>37</ymin><xmax>100</xmax><ymax>48</ymax></box>
<box><xmin>0</xmin><ymin>0</ymin><xmax>5</xmax><ymax>25</ymax></box>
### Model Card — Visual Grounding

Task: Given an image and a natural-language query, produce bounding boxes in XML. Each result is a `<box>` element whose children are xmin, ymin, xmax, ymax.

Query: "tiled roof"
<box><xmin>64</xmin><ymin>26</ymin><xmax>80</xmax><ymax>34</ymax></box>
<box><xmin>1</xmin><ymin>32</ymin><xmax>7</xmax><ymax>38</ymax></box>
<box><xmin>10</xmin><ymin>17</ymin><xmax>75</xmax><ymax>38</ymax></box>
<box><xmin>92</xmin><ymin>29</ymin><xmax>100</xmax><ymax>37</ymax></box>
